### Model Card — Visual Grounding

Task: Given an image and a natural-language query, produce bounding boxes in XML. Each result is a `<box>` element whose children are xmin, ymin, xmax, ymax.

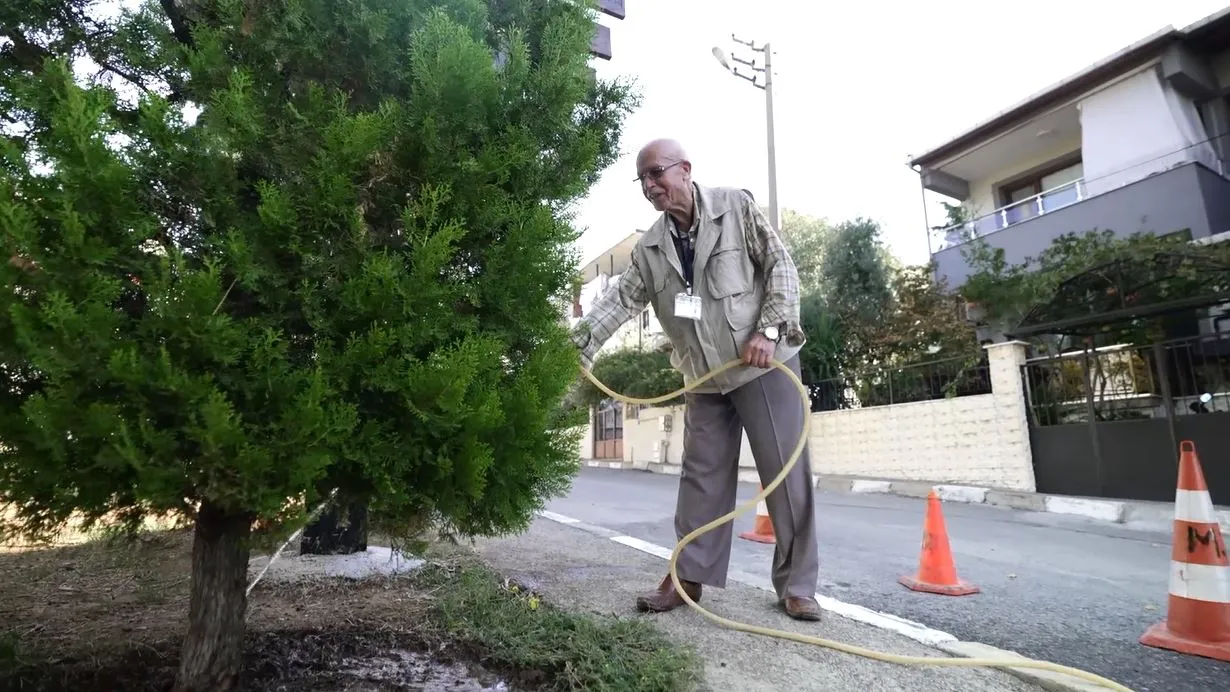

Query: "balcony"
<box><xmin>934</xmin><ymin>178</ymin><xmax>1089</xmax><ymax>251</ymax></box>
<box><xmin>931</xmin><ymin>161</ymin><xmax>1230</xmax><ymax>289</ymax></box>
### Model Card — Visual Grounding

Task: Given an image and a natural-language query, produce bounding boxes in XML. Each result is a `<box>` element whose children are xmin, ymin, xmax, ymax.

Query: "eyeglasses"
<box><xmin>633</xmin><ymin>160</ymin><xmax>683</xmax><ymax>184</ymax></box>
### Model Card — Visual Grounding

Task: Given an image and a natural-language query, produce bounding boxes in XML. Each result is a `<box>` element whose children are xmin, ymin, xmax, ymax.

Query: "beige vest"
<box><xmin>635</xmin><ymin>184</ymin><xmax>803</xmax><ymax>394</ymax></box>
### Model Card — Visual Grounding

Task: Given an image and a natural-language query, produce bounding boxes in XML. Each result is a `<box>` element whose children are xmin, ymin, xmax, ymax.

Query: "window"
<box><xmin>998</xmin><ymin>157</ymin><xmax>1084</xmax><ymax>225</ymax></box>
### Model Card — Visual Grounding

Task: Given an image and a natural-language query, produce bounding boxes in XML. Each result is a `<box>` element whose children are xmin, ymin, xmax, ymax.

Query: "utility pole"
<box><xmin>712</xmin><ymin>35</ymin><xmax>779</xmax><ymax>233</ymax></box>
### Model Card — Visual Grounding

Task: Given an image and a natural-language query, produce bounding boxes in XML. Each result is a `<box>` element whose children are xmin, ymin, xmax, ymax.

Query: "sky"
<box><xmin>572</xmin><ymin>0</ymin><xmax>1230</xmax><ymax>268</ymax></box>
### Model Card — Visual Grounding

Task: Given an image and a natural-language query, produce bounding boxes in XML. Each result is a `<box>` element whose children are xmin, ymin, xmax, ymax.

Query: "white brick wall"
<box><xmin>579</xmin><ymin>342</ymin><xmax>1037</xmax><ymax>492</ymax></box>
<box><xmin>813</xmin><ymin>342</ymin><xmax>1035</xmax><ymax>489</ymax></box>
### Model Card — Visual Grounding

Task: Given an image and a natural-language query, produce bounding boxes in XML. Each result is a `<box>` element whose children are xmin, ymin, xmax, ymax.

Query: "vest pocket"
<box><xmin>705</xmin><ymin>248</ymin><xmax>752</xmax><ymax>299</ymax></box>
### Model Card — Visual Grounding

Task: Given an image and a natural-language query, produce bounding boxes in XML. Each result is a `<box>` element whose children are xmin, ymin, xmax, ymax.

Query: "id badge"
<box><xmin>674</xmin><ymin>292</ymin><xmax>702</xmax><ymax>321</ymax></box>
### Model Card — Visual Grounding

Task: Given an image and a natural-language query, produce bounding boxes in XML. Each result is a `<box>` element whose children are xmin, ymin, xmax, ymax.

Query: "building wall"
<box><xmin>809</xmin><ymin>343</ymin><xmax>1034</xmax><ymax>489</ymax></box>
<box><xmin>584</xmin><ymin>342</ymin><xmax>1037</xmax><ymax>491</ymax></box>
<box><xmin>572</xmin><ymin>272</ymin><xmax>664</xmax><ymax>357</ymax></box>
<box><xmin>959</xmin><ymin>64</ymin><xmax>1220</xmax><ymax>222</ymax></box>
<box><xmin>966</xmin><ymin>131</ymin><xmax>1082</xmax><ymax>220</ymax></box>
<box><xmin>1210</xmin><ymin>48</ymin><xmax>1230</xmax><ymax>89</ymax></box>
<box><xmin>573</xmin><ymin>407</ymin><xmax>593</xmax><ymax>461</ymax></box>
<box><xmin>1079</xmin><ymin>66</ymin><xmax>1219</xmax><ymax>197</ymax></box>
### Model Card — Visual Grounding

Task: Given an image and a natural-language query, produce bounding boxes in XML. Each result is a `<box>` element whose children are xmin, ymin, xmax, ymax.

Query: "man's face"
<box><xmin>636</xmin><ymin>149</ymin><xmax>691</xmax><ymax>213</ymax></box>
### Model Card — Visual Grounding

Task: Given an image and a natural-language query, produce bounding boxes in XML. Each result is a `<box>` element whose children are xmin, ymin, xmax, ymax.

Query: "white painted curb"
<box><xmin>934</xmin><ymin>484</ymin><xmax>988</xmax><ymax>504</ymax></box>
<box><xmin>1042</xmin><ymin>496</ymin><xmax>1125</xmax><ymax>523</ymax></box>
<box><xmin>851</xmin><ymin>479</ymin><xmax>893</xmax><ymax>494</ymax></box>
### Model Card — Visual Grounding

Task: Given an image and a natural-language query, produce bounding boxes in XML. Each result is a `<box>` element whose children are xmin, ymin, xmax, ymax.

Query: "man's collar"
<box><xmin>667</xmin><ymin>183</ymin><xmax>702</xmax><ymax>238</ymax></box>
<box><xmin>645</xmin><ymin>182</ymin><xmax>733</xmax><ymax>247</ymax></box>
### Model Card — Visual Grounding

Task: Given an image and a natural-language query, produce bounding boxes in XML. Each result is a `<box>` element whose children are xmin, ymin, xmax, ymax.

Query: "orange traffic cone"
<box><xmin>1140</xmin><ymin>441</ymin><xmax>1230</xmax><ymax>662</ymax></box>
<box><xmin>899</xmin><ymin>490</ymin><xmax>980</xmax><ymax>596</ymax></box>
<box><xmin>739</xmin><ymin>486</ymin><xmax>775</xmax><ymax>544</ymax></box>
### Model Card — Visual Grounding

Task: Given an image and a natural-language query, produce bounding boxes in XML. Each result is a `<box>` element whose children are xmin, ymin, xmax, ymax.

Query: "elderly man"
<box><xmin>571</xmin><ymin>139</ymin><xmax>822</xmax><ymax>621</ymax></box>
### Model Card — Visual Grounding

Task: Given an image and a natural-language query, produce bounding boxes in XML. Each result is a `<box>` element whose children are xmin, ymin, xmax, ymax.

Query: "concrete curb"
<box><xmin>535</xmin><ymin>510</ymin><xmax>1121</xmax><ymax>692</ymax></box>
<box><xmin>582</xmin><ymin>460</ymin><xmax>636</xmax><ymax>471</ymax></box>
<box><xmin>813</xmin><ymin>474</ymin><xmax>1230</xmax><ymax>533</ymax></box>
<box><xmin>938</xmin><ymin>642</ymin><xmax>1110</xmax><ymax>692</ymax></box>
<box><xmin>588</xmin><ymin>462</ymin><xmax>1230</xmax><ymax>533</ymax></box>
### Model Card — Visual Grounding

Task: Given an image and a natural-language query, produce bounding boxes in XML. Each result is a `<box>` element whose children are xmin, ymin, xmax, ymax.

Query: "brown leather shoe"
<box><xmin>635</xmin><ymin>574</ymin><xmax>702</xmax><ymax>613</ymax></box>
<box><xmin>782</xmin><ymin>596</ymin><xmax>823</xmax><ymax>621</ymax></box>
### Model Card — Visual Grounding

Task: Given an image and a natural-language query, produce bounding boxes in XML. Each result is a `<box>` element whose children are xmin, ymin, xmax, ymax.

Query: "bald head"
<box><xmin>636</xmin><ymin>138</ymin><xmax>693</xmax><ymax>217</ymax></box>
<box><xmin>637</xmin><ymin>138</ymin><xmax>688</xmax><ymax>168</ymax></box>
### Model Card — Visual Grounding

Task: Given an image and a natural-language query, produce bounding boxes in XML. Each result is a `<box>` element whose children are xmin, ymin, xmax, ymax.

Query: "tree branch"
<box><xmin>1</xmin><ymin>31</ymin><xmax>52</xmax><ymax>74</ymax></box>
<box><xmin>87</xmin><ymin>50</ymin><xmax>158</xmax><ymax>97</ymax></box>
<box><xmin>159</xmin><ymin>0</ymin><xmax>196</xmax><ymax>48</ymax></box>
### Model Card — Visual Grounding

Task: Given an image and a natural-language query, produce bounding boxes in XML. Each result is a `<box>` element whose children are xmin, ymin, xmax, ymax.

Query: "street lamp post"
<box><xmin>712</xmin><ymin>35</ymin><xmax>779</xmax><ymax>233</ymax></box>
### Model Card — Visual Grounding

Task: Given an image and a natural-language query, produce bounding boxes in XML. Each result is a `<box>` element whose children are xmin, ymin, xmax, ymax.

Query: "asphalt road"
<box><xmin>546</xmin><ymin>467</ymin><xmax>1230</xmax><ymax>692</ymax></box>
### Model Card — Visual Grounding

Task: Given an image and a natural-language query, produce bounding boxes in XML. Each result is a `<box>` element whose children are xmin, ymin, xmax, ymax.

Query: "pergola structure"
<box><xmin>1008</xmin><ymin>251</ymin><xmax>1230</xmax><ymax>340</ymax></box>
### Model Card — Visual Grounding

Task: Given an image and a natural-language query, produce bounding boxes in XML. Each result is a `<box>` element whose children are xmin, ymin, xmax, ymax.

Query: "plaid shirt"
<box><xmin>572</xmin><ymin>186</ymin><xmax>803</xmax><ymax>369</ymax></box>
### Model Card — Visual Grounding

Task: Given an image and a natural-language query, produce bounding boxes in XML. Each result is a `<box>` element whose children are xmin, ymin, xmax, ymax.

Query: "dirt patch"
<box><xmin>0</xmin><ymin>529</ymin><xmax>697</xmax><ymax>691</ymax></box>
<box><xmin>0</xmin><ymin>530</ymin><xmax>505</xmax><ymax>691</ymax></box>
<box><xmin>8</xmin><ymin>627</ymin><xmax>509</xmax><ymax>691</ymax></box>
<box><xmin>0</xmin><ymin>530</ymin><xmax>193</xmax><ymax>657</ymax></box>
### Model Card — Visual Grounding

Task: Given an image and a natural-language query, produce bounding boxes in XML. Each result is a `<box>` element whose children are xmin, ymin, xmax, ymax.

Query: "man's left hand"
<box><xmin>741</xmin><ymin>333</ymin><xmax>776</xmax><ymax>369</ymax></box>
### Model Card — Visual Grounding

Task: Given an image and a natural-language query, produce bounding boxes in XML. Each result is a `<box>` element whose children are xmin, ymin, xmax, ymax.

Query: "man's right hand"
<box><xmin>570</xmin><ymin>324</ymin><xmax>595</xmax><ymax>371</ymax></box>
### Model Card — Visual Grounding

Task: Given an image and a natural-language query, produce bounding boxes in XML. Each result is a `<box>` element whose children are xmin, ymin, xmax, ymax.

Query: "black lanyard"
<box><xmin>671</xmin><ymin>231</ymin><xmax>695</xmax><ymax>293</ymax></box>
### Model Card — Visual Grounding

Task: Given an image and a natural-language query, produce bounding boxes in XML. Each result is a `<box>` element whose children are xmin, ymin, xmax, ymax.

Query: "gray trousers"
<box><xmin>673</xmin><ymin>355</ymin><xmax>820</xmax><ymax>600</ymax></box>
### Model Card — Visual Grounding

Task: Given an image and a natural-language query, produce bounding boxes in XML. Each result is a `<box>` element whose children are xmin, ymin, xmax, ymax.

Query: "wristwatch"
<box><xmin>762</xmin><ymin>325</ymin><xmax>781</xmax><ymax>343</ymax></box>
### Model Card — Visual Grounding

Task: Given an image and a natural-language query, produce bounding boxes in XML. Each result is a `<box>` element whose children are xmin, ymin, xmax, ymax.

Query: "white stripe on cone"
<box><xmin>1168</xmin><ymin>561</ymin><xmax>1230</xmax><ymax>604</ymax></box>
<box><xmin>1174</xmin><ymin>489</ymin><xmax>1220</xmax><ymax>524</ymax></box>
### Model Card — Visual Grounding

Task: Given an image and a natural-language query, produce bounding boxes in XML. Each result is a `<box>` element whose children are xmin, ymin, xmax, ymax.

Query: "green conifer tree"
<box><xmin>0</xmin><ymin>1</ymin><xmax>636</xmax><ymax>689</ymax></box>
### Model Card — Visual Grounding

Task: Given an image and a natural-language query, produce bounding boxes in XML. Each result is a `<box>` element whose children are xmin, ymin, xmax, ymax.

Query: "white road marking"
<box><xmin>611</xmin><ymin>534</ymin><xmax>675</xmax><ymax>560</ymax></box>
<box><xmin>537</xmin><ymin>512</ymin><xmax>960</xmax><ymax>647</ymax></box>
<box><xmin>536</xmin><ymin>510</ymin><xmax>581</xmax><ymax>524</ymax></box>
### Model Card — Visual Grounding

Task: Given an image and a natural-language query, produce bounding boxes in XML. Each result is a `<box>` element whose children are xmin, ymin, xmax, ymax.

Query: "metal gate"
<box><xmin>593</xmin><ymin>401</ymin><xmax>623</xmax><ymax>460</ymax></box>
<box><xmin>1023</xmin><ymin>332</ymin><xmax>1230</xmax><ymax>504</ymax></box>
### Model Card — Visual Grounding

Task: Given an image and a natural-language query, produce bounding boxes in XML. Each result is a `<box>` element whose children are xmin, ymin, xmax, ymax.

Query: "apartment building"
<box><xmin>569</xmin><ymin>230</ymin><xmax>666</xmax><ymax>356</ymax></box>
<box><xmin>564</xmin><ymin>231</ymin><xmax>669</xmax><ymax>460</ymax></box>
<box><xmin>911</xmin><ymin>8</ymin><xmax>1230</xmax><ymax>289</ymax></box>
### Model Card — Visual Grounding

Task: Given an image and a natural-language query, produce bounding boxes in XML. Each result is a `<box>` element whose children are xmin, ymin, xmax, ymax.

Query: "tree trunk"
<box><xmin>173</xmin><ymin>500</ymin><xmax>253</xmax><ymax>692</ymax></box>
<box><xmin>300</xmin><ymin>500</ymin><xmax>368</xmax><ymax>555</ymax></box>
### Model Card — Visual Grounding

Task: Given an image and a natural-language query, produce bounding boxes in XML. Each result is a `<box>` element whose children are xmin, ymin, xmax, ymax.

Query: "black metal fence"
<box><xmin>1024</xmin><ymin>332</ymin><xmax>1230</xmax><ymax>426</ymax></box>
<box><xmin>808</xmin><ymin>354</ymin><xmax>992</xmax><ymax>412</ymax></box>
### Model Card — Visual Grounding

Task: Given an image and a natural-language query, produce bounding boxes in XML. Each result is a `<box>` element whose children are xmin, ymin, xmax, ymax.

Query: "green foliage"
<box><xmin>780</xmin><ymin>209</ymin><xmax>832</xmax><ymax>296</ymax></box>
<box><xmin>414</xmin><ymin>560</ymin><xmax>701</xmax><ymax>691</ymax></box>
<box><xmin>931</xmin><ymin>201</ymin><xmax>970</xmax><ymax>233</ymax></box>
<box><xmin>575</xmin><ymin>348</ymin><xmax>684</xmax><ymax>409</ymax></box>
<box><xmin>819</xmin><ymin>218</ymin><xmax>896</xmax><ymax>361</ymax></box>
<box><xmin>797</xmin><ymin>293</ymin><xmax>845</xmax><ymax>410</ymax></box>
<box><xmin>881</xmin><ymin>264</ymin><xmax>980</xmax><ymax>365</ymax></box>
<box><xmin>792</xmin><ymin>216</ymin><xmax>979</xmax><ymax>410</ymax></box>
<box><xmin>0</xmin><ymin>0</ymin><xmax>636</xmax><ymax>546</ymax></box>
<box><xmin>959</xmin><ymin>228</ymin><xmax>1223</xmax><ymax>346</ymax></box>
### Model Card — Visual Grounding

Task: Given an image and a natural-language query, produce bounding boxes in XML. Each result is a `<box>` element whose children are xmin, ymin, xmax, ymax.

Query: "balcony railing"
<box><xmin>934</xmin><ymin>178</ymin><xmax>1086</xmax><ymax>251</ymax></box>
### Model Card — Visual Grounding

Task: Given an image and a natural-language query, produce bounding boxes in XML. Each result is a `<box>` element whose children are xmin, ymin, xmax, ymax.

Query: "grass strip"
<box><xmin>411</xmin><ymin>560</ymin><xmax>702</xmax><ymax>692</ymax></box>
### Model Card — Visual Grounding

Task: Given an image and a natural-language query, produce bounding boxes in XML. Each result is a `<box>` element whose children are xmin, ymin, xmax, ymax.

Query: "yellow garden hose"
<box><xmin>581</xmin><ymin>357</ymin><xmax>1134</xmax><ymax>692</ymax></box>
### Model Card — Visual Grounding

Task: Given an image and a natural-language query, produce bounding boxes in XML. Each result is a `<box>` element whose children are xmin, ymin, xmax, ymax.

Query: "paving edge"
<box><xmin>582</xmin><ymin>462</ymin><xmax>1230</xmax><ymax>532</ymax></box>
<box><xmin>533</xmin><ymin>510</ymin><xmax>1119</xmax><ymax>692</ymax></box>
<box><xmin>938</xmin><ymin>642</ymin><xmax>1111</xmax><ymax>692</ymax></box>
